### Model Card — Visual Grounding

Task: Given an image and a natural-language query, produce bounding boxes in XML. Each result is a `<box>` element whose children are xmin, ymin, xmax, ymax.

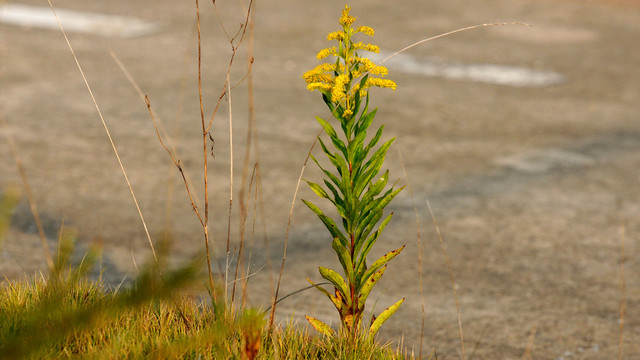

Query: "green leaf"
<box><xmin>302</xmin><ymin>199</ymin><xmax>348</xmax><ymax>246</ymax></box>
<box><xmin>368</xmin><ymin>298</ymin><xmax>404</xmax><ymax>337</ymax></box>
<box><xmin>355</xmin><ymin>213</ymin><xmax>394</xmax><ymax>272</ymax></box>
<box><xmin>305</xmin><ymin>180</ymin><xmax>330</xmax><ymax>200</ymax></box>
<box><xmin>357</xmin><ymin>265</ymin><xmax>387</xmax><ymax>308</ymax></box>
<box><xmin>359</xmin><ymin>170</ymin><xmax>389</xmax><ymax>209</ymax></box>
<box><xmin>316</xmin><ymin>116</ymin><xmax>347</xmax><ymax>157</ymax></box>
<box><xmin>332</xmin><ymin>155</ymin><xmax>353</xmax><ymax>208</ymax></box>
<box><xmin>332</xmin><ymin>238</ymin><xmax>354</xmax><ymax>284</ymax></box>
<box><xmin>351</xmin><ymin>75</ymin><xmax>369</xmax><ymax>123</ymax></box>
<box><xmin>362</xmin><ymin>185</ymin><xmax>404</xmax><ymax>216</ymax></box>
<box><xmin>306</xmin><ymin>180</ymin><xmax>347</xmax><ymax>217</ymax></box>
<box><xmin>363</xmin><ymin>124</ymin><xmax>384</xmax><ymax>157</ymax></box>
<box><xmin>369</xmin><ymin>170</ymin><xmax>389</xmax><ymax>197</ymax></box>
<box><xmin>317</xmin><ymin>137</ymin><xmax>341</xmax><ymax>173</ymax></box>
<box><xmin>311</xmin><ymin>154</ymin><xmax>341</xmax><ymax>188</ymax></box>
<box><xmin>347</xmin><ymin>128</ymin><xmax>368</xmax><ymax>165</ymax></box>
<box><xmin>318</xmin><ymin>267</ymin><xmax>350</xmax><ymax>305</ymax></box>
<box><xmin>322</xmin><ymin>92</ymin><xmax>334</xmax><ymax>113</ymax></box>
<box><xmin>360</xmin><ymin>245</ymin><xmax>405</xmax><ymax>288</ymax></box>
<box><xmin>355</xmin><ymin>108</ymin><xmax>377</xmax><ymax>136</ymax></box>
<box><xmin>306</xmin><ymin>315</ymin><xmax>335</xmax><ymax>337</ymax></box>
<box><xmin>307</xmin><ymin>278</ymin><xmax>342</xmax><ymax>312</ymax></box>
<box><xmin>323</xmin><ymin>180</ymin><xmax>343</xmax><ymax>205</ymax></box>
<box><xmin>354</xmin><ymin>210</ymin><xmax>384</xmax><ymax>253</ymax></box>
<box><xmin>356</xmin><ymin>138</ymin><xmax>395</xmax><ymax>197</ymax></box>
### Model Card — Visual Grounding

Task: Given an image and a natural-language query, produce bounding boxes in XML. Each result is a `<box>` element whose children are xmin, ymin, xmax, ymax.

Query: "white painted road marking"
<box><xmin>372</xmin><ymin>52</ymin><xmax>564</xmax><ymax>87</ymax></box>
<box><xmin>0</xmin><ymin>3</ymin><xmax>159</xmax><ymax>37</ymax></box>
<box><xmin>494</xmin><ymin>149</ymin><xmax>594</xmax><ymax>174</ymax></box>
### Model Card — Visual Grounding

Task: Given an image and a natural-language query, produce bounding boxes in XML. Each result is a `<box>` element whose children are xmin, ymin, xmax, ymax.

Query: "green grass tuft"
<box><xmin>0</xmin><ymin>274</ymin><xmax>413</xmax><ymax>359</ymax></box>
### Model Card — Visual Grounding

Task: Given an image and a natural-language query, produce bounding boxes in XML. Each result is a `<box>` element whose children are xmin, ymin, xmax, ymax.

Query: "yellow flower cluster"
<box><xmin>339</xmin><ymin>5</ymin><xmax>356</xmax><ymax>27</ymax></box>
<box><xmin>303</xmin><ymin>5</ymin><xmax>396</xmax><ymax>117</ymax></box>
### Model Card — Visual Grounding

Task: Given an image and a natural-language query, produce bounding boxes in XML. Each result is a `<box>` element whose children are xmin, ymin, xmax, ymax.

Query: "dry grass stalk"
<box><xmin>1</xmin><ymin>117</ymin><xmax>54</xmax><ymax>271</ymax></box>
<box><xmin>268</xmin><ymin>134</ymin><xmax>320</xmax><ymax>333</ymax></box>
<box><xmin>618</xmin><ymin>224</ymin><xmax>626</xmax><ymax>360</ymax></box>
<box><xmin>45</xmin><ymin>0</ymin><xmax>158</xmax><ymax>267</ymax></box>
<box><xmin>427</xmin><ymin>199</ymin><xmax>466</xmax><ymax>360</ymax></box>
<box><xmin>521</xmin><ymin>324</ymin><xmax>537</xmax><ymax>360</ymax></box>
<box><xmin>398</xmin><ymin>146</ymin><xmax>426</xmax><ymax>358</ymax></box>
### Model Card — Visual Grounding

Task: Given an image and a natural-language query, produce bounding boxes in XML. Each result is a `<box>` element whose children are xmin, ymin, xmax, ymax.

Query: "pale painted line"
<box><xmin>0</xmin><ymin>3</ymin><xmax>159</xmax><ymax>37</ymax></box>
<box><xmin>373</xmin><ymin>51</ymin><xmax>564</xmax><ymax>87</ymax></box>
<box><xmin>494</xmin><ymin>149</ymin><xmax>594</xmax><ymax>174</ymax></box>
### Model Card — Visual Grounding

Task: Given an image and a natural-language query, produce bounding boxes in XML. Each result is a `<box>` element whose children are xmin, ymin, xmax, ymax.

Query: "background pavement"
<box><xmin>1</xmin><ymin>0</ymin><xmax>639</xmax><ymax>357</ymax></box>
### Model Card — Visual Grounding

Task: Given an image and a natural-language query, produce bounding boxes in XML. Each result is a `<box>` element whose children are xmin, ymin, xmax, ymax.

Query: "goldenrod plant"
<box><xmin>302</xmin><ymin>5</ymin><xmax>405</xmax><ymax>340</ymax></box>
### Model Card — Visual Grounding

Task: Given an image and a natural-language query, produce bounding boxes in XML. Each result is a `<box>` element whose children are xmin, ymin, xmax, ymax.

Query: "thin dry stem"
<box><xmin>47</xmin><ymin>1</ymin><xmax>194</xmax><ymax>328</ymax></box>
<box><xmin>237</xmin><ymin>0</ymin><xmax>257</xmax><ymax>306</ymax></box>
<box><xmin>427</xmin><ymin>199</ymin><xmax>466</xmax><ymax>360</ymax></box>
<box><xmin>521</xmin><ymin>324</ymin><xmax>537</xmax><ymax>360</ymax></box>
<box><xmin>225</xmin><ymin>73</ymin><xmax>234</xmax><ymax>301</ymax></box>
<box><xmin>268</xmin><ymin>133</ymin><xmax>321</xmax><ymax>332</ymax></box>
<box><xmin>195</xmin><ymin>0</ymin><xmax>217</xmax><ymax>301</ymax></box>
<box><xmin>381</xmin><ymin>22</ymin><xmax>531</xmax><ymax>64</ymax></box>
<box><xmin>256</xmin><ymin>166</ymin><xmax>274</xmax><ymax>297</ymax></box>
<box><xmin>205</xmin><ymin>0</ymin><xmax>254</xmax><ymax>134</ymax></box>
<box><xmin>110</xmin><ymin>51</ymin><xmax>203</xmax><ymax>215</ymax></box>
<box><xmin>618</xmin><ymin>224</ymin><xmax>626</xmax><ymax>360</ymax></box>
<box><xmin>46</xmin><ymin>0</ymin><xmax>158</xmax><ymax>266</ymax></box>
<box><xmin>163</xmin><ymin>21</ymin><xmax>200</xmax><ymax>229</ymax></box>
<box><xmin>196</xmin><ymin>0</ymin><xmax>254</xmax><ymax>303</ymax></box>
<box><xmin>111</xmin><ymin>50</ymin><xmax>203</xmax><ymax>233</ymax></box>
<box><xmin>324</xmin><ymin>23</ymin><xmax>531</xmax><ymax>119</ymax></box>
<box><xmin>468</xmin><ymin>323</ymin><xmax>490</xmax><ymax>360</ymax></box>
<box><xmin>1</xmin><ymin>117</ymin><xmax>54</xmax><ymax>271</ymax></box>
<box><xmin>245</xmin><ymin>1</ymin><xmax>273</xmax><ymax>302</ymax></box>
<box><xmin>226</xmin><ymin>72</ymin><xmax>234</xmax><ymax>256</ymax></box>
<box><xmin>238</xmin><ymin>163</ymin><xmax>260</xmax><ymax>307</ymax></box>
<box><xmin>144</xmin><ymin>96</ymin><xmax>205</xmax><ymax>227</ymax></box>
<box><xmin>397</xmin><ymin>146</ymin><xmax>425</xmax><ymax>358</ymax></box>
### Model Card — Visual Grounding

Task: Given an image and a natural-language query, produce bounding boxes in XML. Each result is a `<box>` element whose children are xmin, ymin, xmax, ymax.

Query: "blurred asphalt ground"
<box><xmin>1</xmin><ymin>0</ymin><xmax>639</xmax><ymax>357</ymax></box>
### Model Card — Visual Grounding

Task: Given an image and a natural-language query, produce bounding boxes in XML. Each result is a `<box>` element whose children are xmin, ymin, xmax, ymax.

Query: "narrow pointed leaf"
<box><xmin>355</xmin><ymin>108</ymin><xmax>377</xmax><ymax>136</ymax></box>
<box><xmin>355</xmin><ymin>213</ymin><xmax>394</xmax><ymax>272</ymax></box>
<box><xmin>316</xmin><ymin>116</ymin><xmax>347</xmax><ymax>156</ymax></box>
<box><xmin>302</xmin><ymin>199</ymin><xmax>348</xmax><ymax>245</ymax></box>
<box><xmin>318</xmin><ymin>267</ymin><xmax>349</xmax><ymax>304</ymax></box>
<box><xmin>359</xmin><ymin>170</ymin><xmax>390</xmax><ymax>212</ymax></box>
<box><xmin>351</xmin><ymin>75</ymin><xmax>368</xmax><ymax>124</ymax></box>
<box><xmin>305</xmin><ymin>180</ymin><xmax>330</xmax><ymax>200</ymax></box>
<box><xmin>307</xmin><ymin>278</ymin><xmax>342</xmax><ymax>311</ymax></box>
<box><xmin>323</xmin><ymin>179</ymin><xmax>343</xmax><ymax>205</ymax></box>
<box><xmin>317</xmin><ymin>137</ymin><xmax>334</xmax><ymax>158</ymax></box>
<box><xmin>356</xmin><ymin>139</ymin><xmax>395</xmax><ymax>196</ymax></box>
<box><xmin>354</xmin><ymin>210</ymin><xmax>384</xmax><ymax>254</ymax></box>
<box><xmin>357</xmin><ymin>265</ymin><xmax>387</xmax><ymax>307</ymax></box>
<box><xmin>306</xmin><ymin>315</ymin><xmax>335</xmax><ymax>337</ymax></box>
<box><xmin>311</xmin><ymin>154</ymin><xmax>341</xmax><ymax>188</ymax></box>
<box><xmin>318</xmin><ymin>137</ymin><xmax>342</xmax><ymax>175</ymax></box>
<box><xmin>322</xmin><ymin>93</ymin><xmax>335</xmax><ymax>113</ymax></box>
<box><xmin>347</xmin><ymin>127</ymin><xmax>368</xmax><ymax>164</ymax></box>
<box><xmin>368</xmin><ymin>298</ymin><xmax>405</xmax><ymax>337</ymax></box>
<box><xmin>361</xmin><ymin>245</ymin><xmax>405</xmax><ymax>288</ymax></box>
<box><xmin>363</xmin><ymin>185</ymin><xmax>404</xmax><ymax>216</ymax></box>
<box><xmin>332</xmin><ymin>237</ymin><xmax>354</xmax><ymax>284</ymax></box>
<box><xmin>362</xmin><ymin>124</ymin><xmax>384</xmax><ymax>158</ymax></box>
